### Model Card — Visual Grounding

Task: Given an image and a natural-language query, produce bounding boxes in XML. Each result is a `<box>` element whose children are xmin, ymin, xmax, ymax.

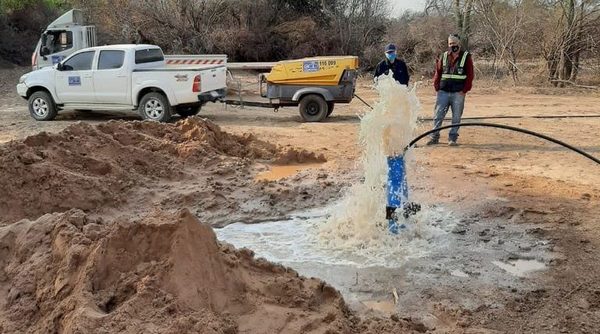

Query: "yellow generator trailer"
<box><xmin>226</xmin><ymin>56</ymin><xmax>359</xmax><ymax>122</ymax></box>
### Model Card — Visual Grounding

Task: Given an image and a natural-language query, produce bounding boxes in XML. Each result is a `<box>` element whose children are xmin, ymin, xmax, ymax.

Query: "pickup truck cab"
<box><xmin>17</xmin><ymin>44</ymin><xmax>227</xmax><ymax>122</ymax></box>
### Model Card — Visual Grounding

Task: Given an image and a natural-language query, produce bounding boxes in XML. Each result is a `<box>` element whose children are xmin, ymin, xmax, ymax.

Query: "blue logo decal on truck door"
<box><xmin>303</xmin><ymin>61</ymin><xmax>319</xmax><ymax>72</ymax></box>
<box><xmin>51</xmin><ymin>55</ymin><xmax>65</xmax><ymax>64</ymax></box>
<box><xmin>68</xmin><ymin>76</ymin><xmax>81</xmax><ymax>86</ymax></box>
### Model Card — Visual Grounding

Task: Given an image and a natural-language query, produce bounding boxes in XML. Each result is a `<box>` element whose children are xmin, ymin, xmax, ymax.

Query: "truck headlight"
<box><xmin>19</xmin><ymin>75</ymin><xmax>27</xmax><ymax>84</ymax></box>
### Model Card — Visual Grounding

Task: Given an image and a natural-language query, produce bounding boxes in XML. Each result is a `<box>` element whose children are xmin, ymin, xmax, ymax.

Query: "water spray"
<box><xmin>376</xmin><ymin>76</ymin><xmax>422</xmax><ymax>234</ymax></box>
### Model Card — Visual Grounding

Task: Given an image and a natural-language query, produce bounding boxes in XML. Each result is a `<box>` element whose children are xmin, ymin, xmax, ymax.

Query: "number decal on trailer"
<box><xmin>303</xmin><ymin>61</ymin><xmax>319</xmax><ymax>72</ymax></box>
<box><xmin>68</xmin><ymin>76</ymin><xmax>81</xmax><ymax>86</ymax></box>
<box><xmin>320</xmin><ymin>60</ymin><xmax>337</xmax><ymax>66</ymax></box>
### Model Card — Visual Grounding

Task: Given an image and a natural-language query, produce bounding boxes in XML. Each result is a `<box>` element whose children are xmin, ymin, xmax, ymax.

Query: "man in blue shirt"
<box><xmin>374</xmin><ymin>43</ymin><xmax>410</xmax><ymax>85</ymax></box>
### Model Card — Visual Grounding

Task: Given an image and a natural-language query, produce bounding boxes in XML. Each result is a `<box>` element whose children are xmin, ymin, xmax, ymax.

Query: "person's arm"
<box><xmin>462</xmin><ymin>54</ymin><xmax>474</xmax><ymax>94</ymax></box>
<box><xmin>399</xmin><ymin>61</ymin><xmax>409</xmax><ymax>85</ymax></box>
<box><xmin>433</xmin><ymin>57</ymin><xmax>442</xmax><ymax>92</ymax></box>
<box><xmin>374</xmin><ymin>61</ymin><xmax>383</xmax><ymax>79</ymax></box>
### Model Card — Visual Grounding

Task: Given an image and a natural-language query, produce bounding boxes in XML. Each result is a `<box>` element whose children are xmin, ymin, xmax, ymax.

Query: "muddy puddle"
<box><xmin>493</xmin><ymin>259</ymin><xmax>546</xmax><ymax>277</ymax></box>
<box><xmin>216</xmin><ymin>203</ymin><xmax>555</xmax><ymax>317</ymax></box>
<box><xmin>255</xmin><ymin>163</ymin><xmax>324</xmax><ymax>181</ymax></box>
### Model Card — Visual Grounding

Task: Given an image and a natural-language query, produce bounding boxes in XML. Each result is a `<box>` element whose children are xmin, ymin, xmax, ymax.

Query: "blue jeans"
<box><xmin>430</xmin><ymin>90</ymin><xmax>465</xmax><ymax>142</ymax></box>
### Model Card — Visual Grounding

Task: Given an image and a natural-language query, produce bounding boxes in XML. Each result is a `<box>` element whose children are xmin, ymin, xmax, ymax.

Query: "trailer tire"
<box><xmin>28</xmin><ymin>91</ymin><xmax>57</xmax><ymax>121</ymax></box>
<box><xmin>299</xmin><ymin>94</ymin><xmax>328</xmax><ymax>122</ymax></box>
<box><xmin>176</xmin><ymin>105</ymin><xmax>201</xmax><ymax>118</ymax></box>
<box><xmin>139</xmin><ymin>92</ymin><xmax>172</xmax><ymax>122</ymax></box>
<box><xmin>327</xmin><ymin>102</ymin><xmax>335</xmax><ymax>117</ymax></box>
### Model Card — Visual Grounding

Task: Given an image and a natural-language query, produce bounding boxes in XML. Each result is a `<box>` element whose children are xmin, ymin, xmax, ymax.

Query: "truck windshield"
<box><xmin>135</xmin><ymin>49</ymin><xmax>164</xmax><ymax>64</ymax></box>
<box><xmin>41</xmin><ymin>30</ymin><xmax>73</xmax><ymax>55</ymax></box>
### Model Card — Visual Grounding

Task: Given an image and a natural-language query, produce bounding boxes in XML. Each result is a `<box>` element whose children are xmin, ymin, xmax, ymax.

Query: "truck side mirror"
<box><xmin>55</xmin><ymin>63</ymin><xmax>63</xmax><ymax>71</ymax></box>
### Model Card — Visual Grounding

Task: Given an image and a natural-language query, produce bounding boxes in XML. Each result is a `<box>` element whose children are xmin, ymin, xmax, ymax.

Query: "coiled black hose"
<box><xmin>404</xmin><ymin>122</ymin><xmax>600</xmax><ymax>165</ymax></box>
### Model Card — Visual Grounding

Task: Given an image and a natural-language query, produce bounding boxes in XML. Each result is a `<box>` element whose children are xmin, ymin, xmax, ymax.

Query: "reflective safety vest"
<box><xmin>440</xmin><ymin>51</ymin><xmax>469</xmax><ymax>92</ymax></box>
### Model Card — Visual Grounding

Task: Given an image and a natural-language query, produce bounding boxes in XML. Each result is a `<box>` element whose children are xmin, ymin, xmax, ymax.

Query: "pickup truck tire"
<box><xmin>28</xmin><ymin>91</ymin><xmax>57</xmax><ymax>121</ymax></box>
<box><xmin>327</xmin><ymin>102</ymin><xmax>335</xmax><ymax>117</ymax></box>
<box><xmin>299</xmin><ymin>94</ymin><xmax>328</xmax><ymax>122</ymax></box>
<box><xmin>139</xmin><ymin>92</ymin><xmax>172</xmax><ymax>122</ymax></box>
<box><xmin>176</xmin><ymin>105</ymin><xmax>201</xmax><ymax>118</ymax></box>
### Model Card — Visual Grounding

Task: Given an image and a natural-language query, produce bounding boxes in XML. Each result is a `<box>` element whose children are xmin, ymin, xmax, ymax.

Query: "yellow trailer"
<box><xmin>264</xmin><ymin>56</ymin><xmax>359</xmax><ymax>86</ymax></box>
<box><xmin>227</xmin><ymin>56</ymin><xmax>359</xmax><ymax>122</ymax></box>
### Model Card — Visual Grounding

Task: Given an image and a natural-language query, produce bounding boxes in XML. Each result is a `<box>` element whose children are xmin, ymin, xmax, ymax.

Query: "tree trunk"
<box><xmin>559</xmin><ymin>0</ymin><xmax>575</xmax><ymax>85</ymax></box>
<box><xmin>452</xmin><ymin>0</ymin><xmax>473</xmax><ymax>50</ymax></box>
<box><xmin>508</xmin><ymin>48</ymin><xmax>519</xmax><ymax>83</ymax></box>
<box><xmin>569</xmin><ymin>1</ymin><xmax>585</xmax><ymax>82</ymax></box>
<box><xmin>462</xmin><ymin>0</ymin><xmax>473</xmax><ymax>50</ymax></box>
<box><xmin>453</xmin><ymin>0</ymin><xmax>463</xmax><ymax>33</ymax></box>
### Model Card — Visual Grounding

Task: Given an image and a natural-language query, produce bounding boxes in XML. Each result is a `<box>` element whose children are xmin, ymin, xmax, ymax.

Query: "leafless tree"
<box><xmin>474</xmin><ymin>0</ymin><xmax>530</xmax><ymax>82</ymax></box>
<box><xmin>544</xmin><ymin>0</ymin><xmax>600</xmax><ymax>86</ymax></box>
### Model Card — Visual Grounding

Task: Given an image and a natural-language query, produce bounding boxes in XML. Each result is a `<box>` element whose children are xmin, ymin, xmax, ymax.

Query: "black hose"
<box><xmin>354</xmin><ymin>94</ymin><xmax>373</xmax><ymax>109</ymax></box>
<box><xmin>419</xmin><ymin>114</ymin><xmax>600</xmax><ymax>121</ymax></box>
<box><xmin>404</xmin><ymin>122</ymin><xmax>600</xmax><ymax>165</ymax></box>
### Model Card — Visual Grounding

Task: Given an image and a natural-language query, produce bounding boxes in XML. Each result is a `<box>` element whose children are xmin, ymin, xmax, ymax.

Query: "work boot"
<box><xmin>426</xmin><ymin>139</ymin><xmax>439</xmax><ymax>145</ymax></box>
<box><xmin>448</xmin><ymin>140</ymin><xmax>458</xmax><ymax>146</ymax></box>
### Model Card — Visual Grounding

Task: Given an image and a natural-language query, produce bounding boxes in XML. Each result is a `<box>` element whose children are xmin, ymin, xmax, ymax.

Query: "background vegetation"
<box><xmin>1</xmin><ymin>0</ymin><xmax>598</xmax><ymax>86</ymax></box>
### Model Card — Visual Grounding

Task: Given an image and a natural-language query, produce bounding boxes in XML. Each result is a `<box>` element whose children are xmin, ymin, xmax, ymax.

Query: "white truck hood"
<box><xmin>20</xmin><ymin>66</ymin><xmax>55</xmax><ymax>84</ymax></box>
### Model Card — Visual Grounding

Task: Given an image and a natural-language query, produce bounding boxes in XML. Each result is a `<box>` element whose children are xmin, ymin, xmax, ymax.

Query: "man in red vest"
<box><xmin>427</xmin><ymin>34</ymin><xmax>474</xmax><ymax>146</ymax></box>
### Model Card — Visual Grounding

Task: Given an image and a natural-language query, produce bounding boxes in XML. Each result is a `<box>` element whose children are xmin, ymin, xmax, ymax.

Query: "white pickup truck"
<box><xmin>17</xmin><ymin>44</ymin><xmax>227</xmax><ymax>122</ymax></box>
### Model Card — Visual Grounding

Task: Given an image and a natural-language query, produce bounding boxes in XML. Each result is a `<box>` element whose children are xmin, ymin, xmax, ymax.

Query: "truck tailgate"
<box><xmin>199</xmin><ymin>66</ymin><xmax>227</xmax><ymax>94</ymax></box>
<box><xmin>133</xmin><ymin>65</ymin><xmax>227</xmax><ymax>106</ymax></box>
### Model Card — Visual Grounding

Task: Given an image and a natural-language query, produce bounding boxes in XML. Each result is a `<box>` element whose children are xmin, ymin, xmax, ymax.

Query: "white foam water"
<box><xmin>216</xmin><ymin>207</ymin><xmax>456</xmax><ymax>269</ymax></box>
<box><xmin>217</xmin><ymin>74</ymin><xmax>459</xmax><ymax>269</ymax></box>
<box><xmin>318</xmin><ymin>73</ymin><xmax>422</xmax><ymax>250</ymax></box>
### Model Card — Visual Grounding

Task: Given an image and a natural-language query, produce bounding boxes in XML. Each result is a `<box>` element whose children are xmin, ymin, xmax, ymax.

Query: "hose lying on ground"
<box><xmin>404</xmin><ymin>122</ymin><xmax>600</xmax><ymax>165</ymax></box>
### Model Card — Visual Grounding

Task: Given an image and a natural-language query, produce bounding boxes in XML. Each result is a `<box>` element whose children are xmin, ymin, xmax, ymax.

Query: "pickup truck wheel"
<box><xmin>176</xmin><ymin>105</ymin><xmax>201</xmax><ymax>118</ymax></box>
<box><xmin>327</xmin><ymin>102</ymin><xmax>335</xmax><ymax>117</ymax></box>
<box><xmin>299</xmin><ymin>94</ymin><xmax>328</xmax><ymax>122</ymax></box>
<box><xmin>139</xmin><ymin>92</ymin><xmax>172</xmax><ymax>122</ymax></box>
<box><xmin>28</xmin><ymin>91</ymin><xmax>57</xmax><ymax>121</ymax></box>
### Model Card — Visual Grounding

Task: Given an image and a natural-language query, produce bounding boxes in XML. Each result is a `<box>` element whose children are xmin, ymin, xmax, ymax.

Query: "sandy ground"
<box><xmin>1</xmin><ymin>67</ymin><xmax>600</xmax><ymax>333</ymax></box>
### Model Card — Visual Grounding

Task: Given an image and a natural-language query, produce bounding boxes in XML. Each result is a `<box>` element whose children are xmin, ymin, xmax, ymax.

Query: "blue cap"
<box><xmin>385</xmin><ymin>43</ymin><xmax>397</xmax><ymax>52</ymax></box>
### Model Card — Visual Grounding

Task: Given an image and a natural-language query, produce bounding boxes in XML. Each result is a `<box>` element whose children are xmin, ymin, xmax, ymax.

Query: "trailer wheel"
<box><xmin>139</xmin><ymin>92</ymin><xmax>172</xmax><ymax>122</ymax></box>
<box><xmin>327</xmin><ymin>102</ymin><xmax>335</xmax><ymax>117</ymax></box>
<box><xmin>299</xmin><ymin>94</ymin><xmax>328</xmax><ymax>122</ymax></box>
<box><xmin>176</xmin><ymin>105</ymin><xmax>201</xmax><ymax>118</ymax></box>
<box><xmin>28</xmin><ymin>91</ymin><xmax>57</xmax><ymax>121</ymax></box>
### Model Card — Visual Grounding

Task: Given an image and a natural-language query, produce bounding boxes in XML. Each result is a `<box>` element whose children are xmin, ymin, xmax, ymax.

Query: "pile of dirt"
<box><xmin>0</xmin><ymin>209</ymin><xmax>414</xmax><ymax>333</ymax></box>
<box><xmin>0</xmin><ymin>118</ymin><xmax>328</xmax><ymax>224</ymax></box>
<box><xmin>273</xmin><ymin>147</ymin><xmax>327</xmax><ymax>165</ymax></box>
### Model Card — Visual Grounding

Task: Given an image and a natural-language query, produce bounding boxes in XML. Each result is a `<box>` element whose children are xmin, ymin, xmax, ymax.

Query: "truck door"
<box><xmin>37</xmin><ymin>30</ymin><xmax>75</xmax><ymax>69</ymax></box>
<box><xmin>55</xmin><ymin>51</ymin><xmax>96</xmax><ymax>103</ymax></box>
<box><xmin>94</xmin><ymin>50</ymin><xmax>129</xmax><ymax>104</ymax></box>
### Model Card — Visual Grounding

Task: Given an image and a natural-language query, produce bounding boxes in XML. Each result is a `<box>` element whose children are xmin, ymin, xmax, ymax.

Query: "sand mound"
<box><xmin>0</xmin><ymin>118</ymin><xmax>326</xmax><ymax>224</ymax></box>
<box><xmin>273</xmin><ymin>148</ymin><xmax>327</xmax><ymax>165</ymax></box>
<box><xmin>0</xmin><ymin>209</ymin><xmax>411</xmax><ymax>333</ymax></box>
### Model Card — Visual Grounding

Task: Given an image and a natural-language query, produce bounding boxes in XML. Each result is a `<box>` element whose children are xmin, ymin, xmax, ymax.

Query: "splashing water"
<box><xmin>217</xmin><ymin>206</ymin><xmax>455</xmax><ymax>269</ymax></box>
<box><xmin>218</xmin><ymin>74</ymin><xmax>458</xmax><ymax>269</ymax></box>
<box><xmin>319</xmin><ymin>74</ymin><xmax>421</xmax><ymax>250</ymax></box>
